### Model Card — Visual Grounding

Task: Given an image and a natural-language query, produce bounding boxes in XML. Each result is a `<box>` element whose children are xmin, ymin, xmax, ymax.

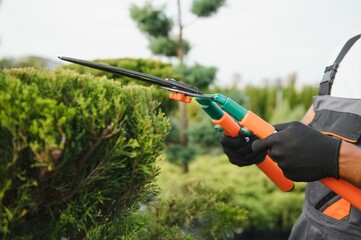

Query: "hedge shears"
<box><xmin>59</xmin><ymin>56</ymin><xmax>361</xmax><ymax>210</ymax></box>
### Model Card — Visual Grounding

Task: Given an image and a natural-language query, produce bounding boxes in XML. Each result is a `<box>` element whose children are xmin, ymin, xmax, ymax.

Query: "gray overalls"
<box><xmin>289</xmin><ymin>34</ymin><xmax>361</xmax><ymax>240</ymax></box>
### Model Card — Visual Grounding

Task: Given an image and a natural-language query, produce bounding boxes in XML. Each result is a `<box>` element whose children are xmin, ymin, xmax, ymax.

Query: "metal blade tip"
<box><xmin>58</xmin><ymin>56</ymin><xmax>70</xmax><ymax>61</ymax></box>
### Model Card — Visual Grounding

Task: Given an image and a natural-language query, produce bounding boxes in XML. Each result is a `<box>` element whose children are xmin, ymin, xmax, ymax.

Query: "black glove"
<box><xmin>220</xmin><ymin>131</ymin><xmax>267</xmax><ymax>167</ymax></box>
<box><xmin>252</xmin><ymin>121</ymin><xmax>342</xmax><ymax>182</ymax></box>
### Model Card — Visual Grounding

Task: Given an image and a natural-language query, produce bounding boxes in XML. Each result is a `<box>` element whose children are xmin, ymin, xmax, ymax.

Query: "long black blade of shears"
<box><xmin>58</xmin><ymin>56</ymin><xmax>202</xmax><ymax>95</ymax></box>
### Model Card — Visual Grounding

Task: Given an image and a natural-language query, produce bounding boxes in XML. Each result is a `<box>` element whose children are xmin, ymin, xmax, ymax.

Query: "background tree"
<box><xmin>130</xmin><ymin>0</ymin><xmax>226</xmax><ymax>173</ymax></box>
<box><xmin>0</xmin><ymin>56</ymin><xmax>61</xmax><ymax>70</ymax></box>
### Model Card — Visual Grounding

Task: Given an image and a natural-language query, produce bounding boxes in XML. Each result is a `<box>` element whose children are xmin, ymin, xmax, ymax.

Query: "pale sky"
<box><xmin>0</xmin><ymin>0</ymin><xmax>360</xmax><ymax>86</ymax></box>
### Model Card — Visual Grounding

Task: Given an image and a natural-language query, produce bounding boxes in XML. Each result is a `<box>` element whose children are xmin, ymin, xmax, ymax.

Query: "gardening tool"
<box><xmin>58</xmin><ymin>56</ymin><xmax>361</xmax><ymax>210</ymax></box>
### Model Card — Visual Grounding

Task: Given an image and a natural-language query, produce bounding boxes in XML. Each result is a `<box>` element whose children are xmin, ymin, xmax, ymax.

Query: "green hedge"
<box><xmin>0</xmin><ymin>68</ymin><xmax>170</xmax><ymax>239</ymax></box>
<box><xmin>60</xmin><ymin>58</ymin><xmax>177</xmax><ymax>115</ymax></box>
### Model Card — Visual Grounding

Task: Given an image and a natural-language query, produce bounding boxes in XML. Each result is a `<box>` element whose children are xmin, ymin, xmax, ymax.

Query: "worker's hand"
<box><xmin>220</xmin><ymin>131</ymin><xmax>267</xmax><ymax>167</ymax></box>
<box><xmin>252</xmin><ymin>121</ymin><xmax>342</xmax><ymax>182</ymax></box>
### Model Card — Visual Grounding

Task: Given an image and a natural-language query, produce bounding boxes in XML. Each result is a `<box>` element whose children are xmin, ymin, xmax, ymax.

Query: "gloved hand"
<box><xmin>220</xmin><ymin>131</ymin><xmax>267</xmax><ymax>167</ymax></box>
<box><xmin>252</xmin><ymin>121</ymin><xmax>342</xmax><ymax>182</ymax></box>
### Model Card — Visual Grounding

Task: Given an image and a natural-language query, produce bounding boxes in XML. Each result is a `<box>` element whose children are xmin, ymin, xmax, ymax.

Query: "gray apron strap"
<box><xmin>319</xmin><ymin>34</ymin><xmax>361</xmax><ymax>96</ymax></box>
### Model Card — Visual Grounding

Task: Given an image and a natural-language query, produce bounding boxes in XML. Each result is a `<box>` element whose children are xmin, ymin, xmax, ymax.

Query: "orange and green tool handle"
<box><xmin>195</xmin><ymin>97</ymin><xmax>294</xmax><ymax>192</ymax></box>
<box><xmin>213</xmin><ymin>94</ymin><xmax>361</xmax><ymax>210</ymax></box>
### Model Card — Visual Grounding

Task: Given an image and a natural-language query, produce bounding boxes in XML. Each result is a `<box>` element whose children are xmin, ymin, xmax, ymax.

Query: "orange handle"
<box><xmin>257</xmin><ymin>156</ymin><xmax>294</xmax><ymax>191</ymax></box>
<box><xmin>240</xmin><ymin>111</ymin><xmax>294</xmax><ymax>191</ymax></box>
<box><xmin>240</xmin><ymin>111</ymin><xmax>276</xmax><ymax>139</ymax></box>
<box><xmin>214</xmin><ymin>112</ymin><xmax>294</xmax><ymax>191</ymax></box>
<box><xmin>320</xmin><ymin>178</ymin><xmax>361</xmax><ymax>210</ymax></box>
<box><xmin>212</xmin><ymin>112</ymin><xmax>240</xmax><ymax>137</ymax></box>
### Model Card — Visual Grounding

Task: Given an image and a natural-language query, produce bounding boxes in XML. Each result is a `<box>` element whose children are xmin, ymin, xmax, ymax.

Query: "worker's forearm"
<box><xmin>339</xmin><ymin>141</ymin><xmax>361</xmax><ymax>188</ymax></box>
<box><xmin>301</xmin><ymin>105</ymin><xmax>315</xmax><ymax>125</ymax></box>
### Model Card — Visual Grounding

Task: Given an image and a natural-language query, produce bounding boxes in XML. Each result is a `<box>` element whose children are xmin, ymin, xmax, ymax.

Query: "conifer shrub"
<box><xmin>0</xmin><ymin>68</ymin><xmax>170</xmax><ymax>239</ymax></box>
<box><xmin>60</xmin><ymin>58</ymin><xmax>177</xmax><ymax>115</ymax></box>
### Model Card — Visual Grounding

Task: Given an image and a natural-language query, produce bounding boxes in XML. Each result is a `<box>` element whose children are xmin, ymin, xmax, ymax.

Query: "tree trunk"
<box><xmin>179</xmin><ymin>101</ymin><xmax>188</xmax><ymax>173</ymax></box>
<box><xmin>177</xmin><ymin>0</ymin><xmax>189</xmax><ymax>174</ymax></box>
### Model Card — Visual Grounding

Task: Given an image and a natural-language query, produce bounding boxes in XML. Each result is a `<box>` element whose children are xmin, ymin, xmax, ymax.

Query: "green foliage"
<box><xmin>60</xmin><ymin>57</ymin><xmax>220</xmax><ymax>168</ymax></box>
<box><xmin>149</xmin><ymin>37</ymin><xmax>191</xmax><ymax>57</ymax></box>
<box><xmin>156</xmin><ymin>154</ymin><xmax>305</xmax><ymax>236</ymax></box>
<box><xmin>165</xmin><ymin>143</ymin><xmax>197</xmax><ymax>165</ymax></box>
<box><xmin>144</xmin><ymin>177</ymin><xmax>248</xmax><ymax>240</ymax></box>
<box><xmin>59</xmin><ymin>58</ymin><xmax>177</xmax><ymax>115</ymax></box>
<box><xmin>60</xmin><ymin>58</ymin><xmax>174</xmax><ymax>81</ymax></box>
<box><xmin>269</xmin><ymin>100</ymin><xmax>306</xmax><ymax>124</ymax></box>
<box><xmin>85</xmin><ymin>211</ymin><xmax>152</xmax><ymax>240</ymax></box>
<box><xmin>187</xmin><ymin>118</ymin><xmax>222</xmax><ymax>155</ymax></box>
<box><xmin>244</xmin><ymin>78</ymin><xmax>318</xmax><ymax>121</ymax></box>
<box><xmin>174</xmin><ymin>63</ymin><xmax>217</xmax><ymax>90</ymax></box>
<box><xmin>0</xmin><ymin>58</ymin><xmax>16</xmax><ymax>69</ymax></box>
<box><xmin>297</xmin><ymin>85</ymin><xmax>318</xmax><ymax>109</ymax></box>
<box><xmin>165</xmin><ymin>105</ymin><xmax>222</xmax><ymax>166</ymax></box>
<box><xmin>0</xmin><ymin>56</ymin><xmax>51</xmax><ymax>69</ymax></box>
<box><xmin>165</xmin><ymin>128</ymin><xmax>198</xmax><ymax>166</ymax></box>
<box><xmin>135</xmin><ymin>223</ymin><xmax>193</xmax><ymax>240</ymax></box>
<box><xmin>130</xmin><ymin>3</ymin><xmax>173</xmax><ymax>37</ymax></box>
<box><xmin>191</xmin><ymin>0</ymin><xmax>226</xmax><ymax>17</ymax></box>
<box><xmin>282</xmin><ymin>74</ymin><xmax>316</xmax><ymax>111</ymax></box>
<box><xmin>0</xmin><ymin>68</ymin><xmax>170</xmax><ymax>239</ymax></box>
<box><xmin>244</xmin><ymin>83</ymin><xmax>277</xmax><ymax>121</ymax></box>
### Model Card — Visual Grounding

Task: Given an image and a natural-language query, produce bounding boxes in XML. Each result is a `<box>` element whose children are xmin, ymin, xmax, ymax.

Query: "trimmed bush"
<box><xmin>59</xmin><ymin>58</ymin><xmax>177</xmax><ymax>115</ymax></box>
<box><xmin>0</xmin><ymin>68</ymin><xmax>170</xmax><ymax>239</ymax></box>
